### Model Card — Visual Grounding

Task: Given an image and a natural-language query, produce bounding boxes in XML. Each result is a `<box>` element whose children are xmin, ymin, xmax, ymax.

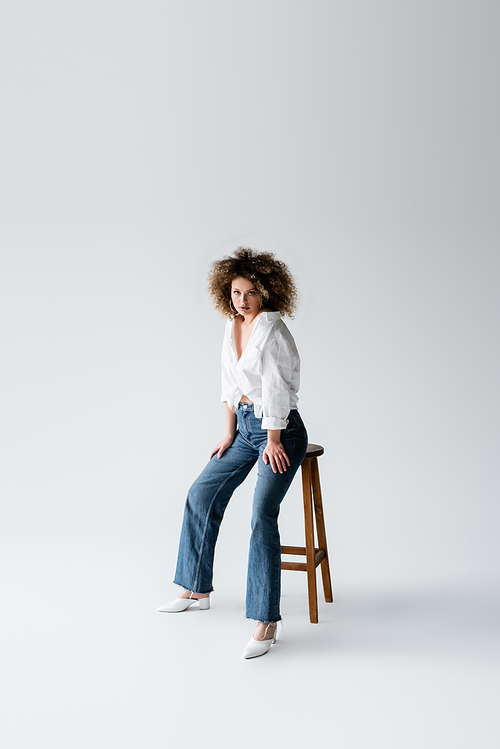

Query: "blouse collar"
<box><xmin>228</xmin><ymin>311</ymin><xmax>281</xmax><ymax>356</ymax></box>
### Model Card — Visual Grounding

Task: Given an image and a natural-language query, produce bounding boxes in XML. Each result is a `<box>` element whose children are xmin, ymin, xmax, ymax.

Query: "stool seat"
<box><xmin>281</xmin><ymin>442</ymin><xmax>333</xmax><ymax>623</ymax></box>
<box><xmin>305</xmin><ymin>444</ymin><xmax>324</xmax><ymax>458</ymax></box>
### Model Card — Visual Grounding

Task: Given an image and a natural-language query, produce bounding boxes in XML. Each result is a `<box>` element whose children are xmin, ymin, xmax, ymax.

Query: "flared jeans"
<box><xmin>173</xmin><ymin>403</ymin><xmax>308</xmax><ymax>623</ymax></box>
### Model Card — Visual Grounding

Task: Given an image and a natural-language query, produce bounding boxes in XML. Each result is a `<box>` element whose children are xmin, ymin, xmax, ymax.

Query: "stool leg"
<box><xmin>301</xmin><ymin>458</ymin><xmax>318</xmax><ymax>623</ymax></box>
<box><xmin>311</xmin><ymin>458</ymin><xmax>333</xmax><ymax>603</ymax></box>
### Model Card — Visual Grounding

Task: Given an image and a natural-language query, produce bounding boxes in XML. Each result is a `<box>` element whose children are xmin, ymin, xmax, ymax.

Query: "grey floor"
<box><xmin>2</xmin><ymin>535</ymin><xmax>499</xmax><ymax>749</ymax></box>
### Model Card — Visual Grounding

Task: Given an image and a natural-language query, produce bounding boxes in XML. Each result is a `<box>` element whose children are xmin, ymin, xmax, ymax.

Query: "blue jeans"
<box><xmin>173</xmin><ymin>403</ymin><xmax>308</xmax><ymax>622</ymax></box>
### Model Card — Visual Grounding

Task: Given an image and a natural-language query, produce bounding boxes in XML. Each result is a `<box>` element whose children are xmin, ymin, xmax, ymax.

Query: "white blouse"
<box><xmin>220</xmin><ymin>311</ymin><xmax>301</xmax><ymax>430</ymax></box>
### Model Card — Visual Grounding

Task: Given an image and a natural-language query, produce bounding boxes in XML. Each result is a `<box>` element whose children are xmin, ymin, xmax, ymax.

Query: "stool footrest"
<box><xmin>281</xmin><ymin>545</ymin><xmax>307</xmax><ymax>555</ymax></box>
<box><xmin>281</xmin><ymin>546</ymin><xmax>326</xmax><ymax>569</ymax></box>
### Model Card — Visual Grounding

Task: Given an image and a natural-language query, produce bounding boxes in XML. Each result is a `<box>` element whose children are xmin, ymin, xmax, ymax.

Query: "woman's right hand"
<box><xmin>210</xmin><ymin>434</ymin><xmax>235</xmax><ymax>460</ymax></box>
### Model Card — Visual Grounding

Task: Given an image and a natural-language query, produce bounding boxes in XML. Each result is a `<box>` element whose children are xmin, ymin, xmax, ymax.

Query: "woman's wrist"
<box><xmin>267</xmin><ymin>429</ymin><xmax>281</xmax><ymax>444</ymax></box>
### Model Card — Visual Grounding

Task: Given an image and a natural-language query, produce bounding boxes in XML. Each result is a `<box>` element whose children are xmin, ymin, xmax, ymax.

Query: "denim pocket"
<box><xmin>283</xmin><ymin>410</ymin><xmax>307</xmax><ymax>439</ymax></box>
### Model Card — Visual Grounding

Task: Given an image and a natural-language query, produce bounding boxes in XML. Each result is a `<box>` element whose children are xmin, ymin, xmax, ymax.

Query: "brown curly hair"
<box><xmin>207</xmin><ymin>247</ymin><xmax>299</xmax><ymax>319</ymax></box>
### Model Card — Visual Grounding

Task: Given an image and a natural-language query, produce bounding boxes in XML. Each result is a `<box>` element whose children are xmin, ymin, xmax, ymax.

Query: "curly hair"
<box><xmin>207</xmin><ymin>247</ymin><xmax>299</xmax><ymax>319</ymax></box>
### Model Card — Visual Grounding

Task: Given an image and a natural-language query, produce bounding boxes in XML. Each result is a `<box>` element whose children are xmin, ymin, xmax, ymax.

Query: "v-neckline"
<box><xmin>233</xmin><ymin>312</ymin><xmax>264</xmax><ymax>362</ymax></box>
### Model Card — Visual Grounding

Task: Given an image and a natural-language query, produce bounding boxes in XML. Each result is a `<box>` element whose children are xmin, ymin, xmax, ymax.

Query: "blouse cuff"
<box><xmin>261</xmin><ymin>415</ymin><xmax>289</xmax><ymax>430</ymax></box>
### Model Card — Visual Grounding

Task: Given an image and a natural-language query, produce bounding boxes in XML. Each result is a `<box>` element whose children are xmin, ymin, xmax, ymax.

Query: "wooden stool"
<box><xmin>281</xmin><ymin>443</ymin><xmax>333</xmax><ymax>623</ymax></box>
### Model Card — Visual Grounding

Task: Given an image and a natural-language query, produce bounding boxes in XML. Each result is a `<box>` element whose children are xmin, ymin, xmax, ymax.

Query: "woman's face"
<box><xmin>231</xmin><ymin>276</ymin><xmax>262</xmax><ymax>318</ymax></box>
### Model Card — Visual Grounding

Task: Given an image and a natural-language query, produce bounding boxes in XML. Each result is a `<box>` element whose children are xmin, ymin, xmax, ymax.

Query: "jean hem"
<box><xmin>245</xmin><ymin>615</ymin><xmax>282</xmax><ymax>623</ymax></box>
<box><xmin>173</xmin><ymin>580</ymin><xmax>214</xmax><ymax>595</ymax></box>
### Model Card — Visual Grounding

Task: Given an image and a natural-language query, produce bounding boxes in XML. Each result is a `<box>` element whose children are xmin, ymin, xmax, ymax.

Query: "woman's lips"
<box><xmin>240</xmin><ymin>307</ymin><xmax>250</xmax><ymax>311</ymax></box>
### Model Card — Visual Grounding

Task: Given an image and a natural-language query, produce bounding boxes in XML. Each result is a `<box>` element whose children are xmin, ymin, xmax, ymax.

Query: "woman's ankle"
<box><xmin>254</xmin><ymin>621</ymin><xmax>277</xmax><ymax>641</ymax></box>
<box><xmin>178</xmin><ymin>589</ymin><xmax>209</xmax><ymax>599</ymax></box>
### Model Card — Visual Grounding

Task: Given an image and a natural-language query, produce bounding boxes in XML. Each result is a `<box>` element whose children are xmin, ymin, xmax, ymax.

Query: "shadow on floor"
<box><xmin>283</xmin><ymin>582</ymin><xmax>500</xmax><ymax>663</ymax></box>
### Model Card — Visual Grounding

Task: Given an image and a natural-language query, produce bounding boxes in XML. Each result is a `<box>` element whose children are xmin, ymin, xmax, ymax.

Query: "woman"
<box><xmin>158</xmin><ymin>247</ymin><xmax>308</xmax><ymax>659</ymax></box>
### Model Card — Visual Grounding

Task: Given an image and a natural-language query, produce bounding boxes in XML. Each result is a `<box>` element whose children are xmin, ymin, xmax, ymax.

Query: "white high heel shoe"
<box><xmin>157</xmin><ymin>592</ymin><xmax>210</xmax><ymax>613</ymax></box>
<box><xmin>242</xmin><ymin>623</ymin><xmax>278</xmax><ymax>659</ymax></box>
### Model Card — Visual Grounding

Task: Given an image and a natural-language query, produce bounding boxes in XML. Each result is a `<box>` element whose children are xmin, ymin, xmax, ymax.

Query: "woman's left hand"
<box><xmin>263</xmin><ymin>441</ymin><xmax>291</xmax><ymax>474</ymax></box>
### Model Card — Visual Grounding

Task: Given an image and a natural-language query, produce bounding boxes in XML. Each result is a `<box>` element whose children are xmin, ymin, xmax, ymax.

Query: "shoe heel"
<box><xmin>198</xmin><ymin>596</ymin><xmax>210</xmax><ymax>610</ymax></box>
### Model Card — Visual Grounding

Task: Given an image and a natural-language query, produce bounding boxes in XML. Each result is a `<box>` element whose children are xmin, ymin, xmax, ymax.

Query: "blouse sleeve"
<box><xmin>261</xmin><ymin>329</ymin><xmax>298</xmax><ymax>430</ymax></box>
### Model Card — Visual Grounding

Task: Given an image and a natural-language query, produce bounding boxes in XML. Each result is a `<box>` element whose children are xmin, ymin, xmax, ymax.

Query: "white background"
<box><xmin>1</xmin><ymin>2</ymin><xmax>499</xmax><ymax>747</ymax></box>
